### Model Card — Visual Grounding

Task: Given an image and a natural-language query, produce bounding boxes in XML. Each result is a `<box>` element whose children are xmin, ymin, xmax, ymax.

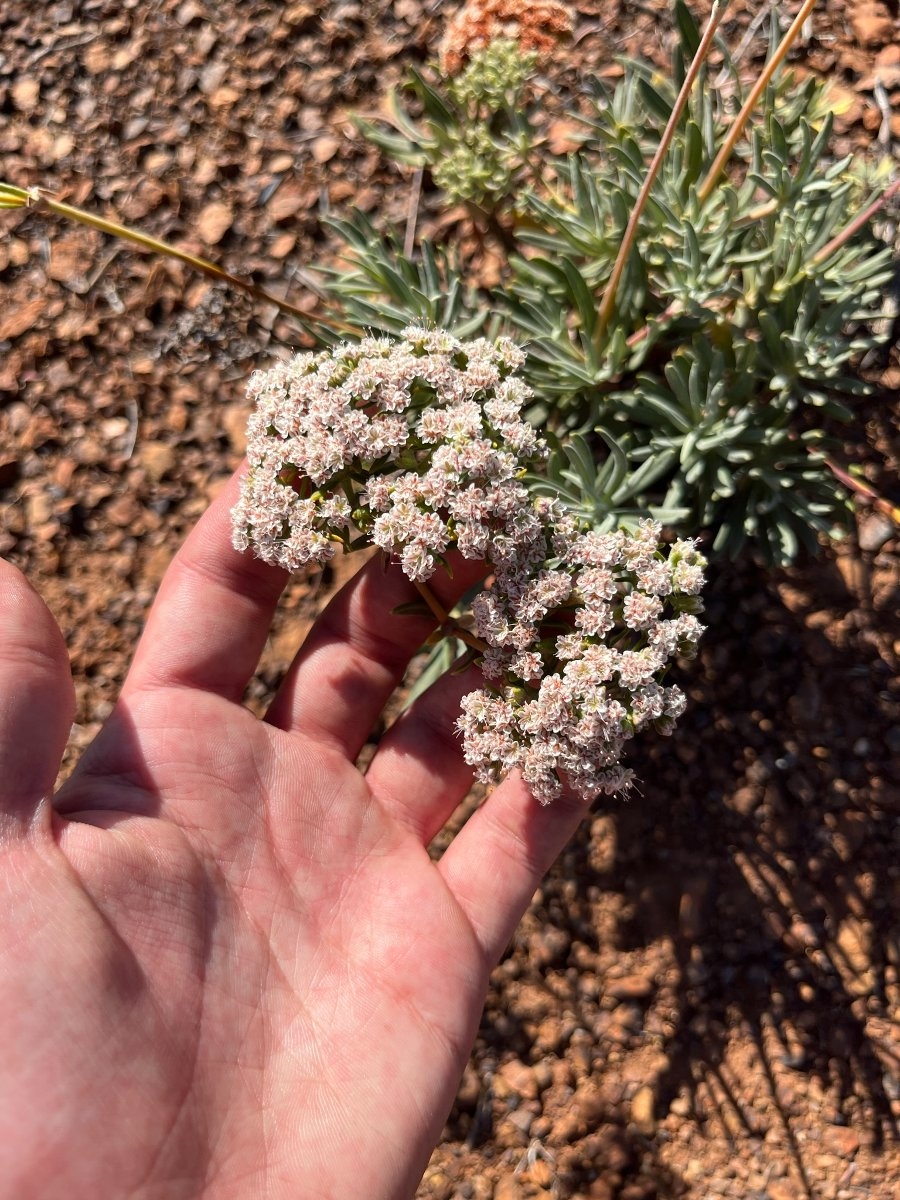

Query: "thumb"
<box><xmin>0</xmin><ymin>559</ymin><xmax>74</xmax><ymax>827</ymax></box>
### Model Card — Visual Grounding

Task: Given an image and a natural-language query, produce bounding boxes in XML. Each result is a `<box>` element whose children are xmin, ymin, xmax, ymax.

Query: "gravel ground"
<box><xmin>2</xmin><ymin>2</ymin><xmax>900</xmax><ymax>1197</ymax></box>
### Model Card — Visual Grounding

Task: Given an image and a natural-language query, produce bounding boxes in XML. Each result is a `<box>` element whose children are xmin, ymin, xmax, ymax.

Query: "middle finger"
<box><xmin>264</xmin><ymin>552</ymin><xmax>485</xmax><ymax>761</ymax></box>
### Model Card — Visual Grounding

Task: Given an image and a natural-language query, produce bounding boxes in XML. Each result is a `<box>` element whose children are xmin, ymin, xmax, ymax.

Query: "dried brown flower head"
<box><xmin>439</xmin><ymin>0</ymin><xmax>573</xmax><ymax>76</ymax></box>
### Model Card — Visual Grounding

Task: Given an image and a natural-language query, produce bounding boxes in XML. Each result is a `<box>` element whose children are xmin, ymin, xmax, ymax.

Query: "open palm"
<box><xmin>0</xmin><ymin>472</ymin><xmax>590</xmax><ymax>1200</ymax></box>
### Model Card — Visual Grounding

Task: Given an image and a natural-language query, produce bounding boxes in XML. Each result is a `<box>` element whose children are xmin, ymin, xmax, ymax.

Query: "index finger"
<box><xmin>123</xmin><ymin>469</ymin><xmax>289</xmax><ymax>703</ymax></box>
<box><xmin>0</xmin><ymin>559</ymin><xmax>75</xmax><ymax>823</ymax></box>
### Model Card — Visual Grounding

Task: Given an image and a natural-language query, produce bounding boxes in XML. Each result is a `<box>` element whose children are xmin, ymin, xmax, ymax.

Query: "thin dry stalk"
<box><xmin>823</xmin><ymin>456</ymin><xmax>900</xmax><ymax>527</ymax></box>
<box><xmin>697</xmin><ymin>0</ymin><xmax>818</xmax><ymax>204</ymax></box>
<box><xmin>0</xmin><ymin>181</ymin><xmax>349</xmax><ymax>331</ymax></box>
<box><xmin>594</xmin><ymin>0</ymin><xmax>726</xmax><ymax>350</ymax></box>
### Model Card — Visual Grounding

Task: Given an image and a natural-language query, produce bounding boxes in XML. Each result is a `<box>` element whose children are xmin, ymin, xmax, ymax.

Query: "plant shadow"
<box><xmin>448</xmin><ymin>545</ymin><xmax>900</xmax><ymax>1196</ymax></box>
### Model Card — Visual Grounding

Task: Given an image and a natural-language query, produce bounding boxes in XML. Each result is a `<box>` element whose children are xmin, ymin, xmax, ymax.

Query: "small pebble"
<box><xmin>630</xmin><ymin>1085</ymin><xmax>656</xmax><ymax>1134</ymax></box>
<box><xmin>857</xmin><ymin>512</ymin><xmax>894</xmax><ymax>552</ymax></box>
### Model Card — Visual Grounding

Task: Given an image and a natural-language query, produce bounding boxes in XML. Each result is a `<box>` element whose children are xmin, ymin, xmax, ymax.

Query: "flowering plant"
<box><xmin>355</xmin><ymin>1</ymin><xmax>573</xmax><ymax>209</ymax></box>
<box><xmin>7</xmin><ymin>0</ymin><xmax>894</xmax><ymax>802</ymax></box>
<box><xmin>326</xmin><ymin>0</ymin><xmax>898</xmax><ymax>563</ymax></box>
<box><xmin>233</xmin><ymin>327</ymin><xmax>706</xmax><ymax>803</ymax></box>
<box><xmin>4</xmin><ymin>3</ymin><xmax>894</xmax><ymax>566</ymax></box>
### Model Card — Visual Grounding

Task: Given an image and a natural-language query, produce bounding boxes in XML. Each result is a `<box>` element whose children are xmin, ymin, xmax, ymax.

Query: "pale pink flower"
<box><xmin>622</xmin><ymin>590</ymin><xmax>664</xmax><ymax>630</ymax></box>
<box><xmin>234</xmin><ymin>327</ymin><xmax>707</xmax><ymax>806</ymax></box>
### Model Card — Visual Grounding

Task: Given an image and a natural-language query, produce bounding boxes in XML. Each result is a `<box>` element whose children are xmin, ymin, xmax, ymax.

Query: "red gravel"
<box><xmin>2</xmin><ymin>2</ymin><xmax>900</xmax><ymax>1196</ymax></box>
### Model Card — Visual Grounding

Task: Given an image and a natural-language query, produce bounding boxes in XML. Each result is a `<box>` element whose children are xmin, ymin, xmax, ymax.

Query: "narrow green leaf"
<box><xmin>560</xmin><ymin>258</ymin><xmax>598</xmax><ymax>337</ymax></box>
<box><xmin>674</xmin><ymin>0</ymin><xmax>702</xmax><ymax>58</ymax></box>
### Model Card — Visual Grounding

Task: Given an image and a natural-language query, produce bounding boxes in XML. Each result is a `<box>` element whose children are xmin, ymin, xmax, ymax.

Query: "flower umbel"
<box><xmin>233</xmin><ymin>329</ymin><xmax>706</xmax><ymax>804</ymax></box>
<box><xmin>458</xmin><ymin>525</ymin><xmax>706</xmax><ymax>804</ymax></box>
<box><xmin>232</xmin><ymin>326</ymin><xmax>543</xmax><ymax>579</ymax></box>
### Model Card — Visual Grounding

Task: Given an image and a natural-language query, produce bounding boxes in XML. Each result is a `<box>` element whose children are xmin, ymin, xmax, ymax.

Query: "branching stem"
<box><xmin>414</xmin><ymin>581</ymin><xmax>489</xmax><ymax>653</ymax></box>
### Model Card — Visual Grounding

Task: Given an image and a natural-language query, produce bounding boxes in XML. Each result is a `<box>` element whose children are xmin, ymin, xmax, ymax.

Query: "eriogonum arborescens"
<box><xmin>459</xmin><ymin>525</ymin><xmax>705</xmax><ymax>803</ymax></box>
<box><xmin>232</xmin><ymin>327</ymin><xmax>706</xmax><ymax>804</ymax></box>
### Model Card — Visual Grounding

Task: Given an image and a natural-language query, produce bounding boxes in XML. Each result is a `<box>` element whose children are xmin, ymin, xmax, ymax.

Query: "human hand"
<box><xmin>0</xmin><ymin>469</ymin><xmax>591</xmax><ymax>1200</ymax></box>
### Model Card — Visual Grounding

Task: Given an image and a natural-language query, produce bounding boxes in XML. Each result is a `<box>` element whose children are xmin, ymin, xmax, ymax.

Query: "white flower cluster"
<box><xmin>458</xmin><ymin>524</ymin><xmax>706</xmax><ymax>804</ymax></box>
<box><xmin>232</xmin><ymin>328</ymin><xmax>707</xmax><ymax>805</ymax></box>
<box><xmin>231</xmin><ymin>327</ymin><xmax>544</xmax><ymax>579</ymax></box>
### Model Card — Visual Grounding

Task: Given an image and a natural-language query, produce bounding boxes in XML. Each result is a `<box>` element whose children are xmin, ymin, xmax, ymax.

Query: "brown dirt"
<box><xmin>2</xmin><ymin>2</ymin><xmax>900</xmax><ymax>1198</ymax></box>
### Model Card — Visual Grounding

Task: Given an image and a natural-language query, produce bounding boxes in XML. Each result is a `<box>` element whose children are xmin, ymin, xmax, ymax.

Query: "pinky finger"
<box><xmin>0</xmin><ymin>560</ymin><xmax>74</xmax><ymax>826</ymax></box>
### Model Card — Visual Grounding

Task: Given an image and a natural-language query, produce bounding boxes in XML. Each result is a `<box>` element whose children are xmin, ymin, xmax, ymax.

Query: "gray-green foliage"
<box><xmin>319</xmin><ymin>2</ymin><xmax>895</xmax><ymax>563</ymax></box>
